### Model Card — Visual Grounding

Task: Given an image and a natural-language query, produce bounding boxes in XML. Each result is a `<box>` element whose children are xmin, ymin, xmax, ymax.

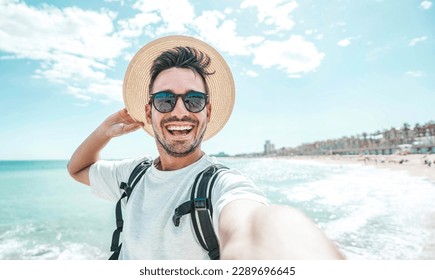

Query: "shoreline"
<box><xmin>285</xmin><ymin>153</ymin><xmax>435</xmax><ymax>260</ymax></box>
<box><xmin>285</xmin><ymin>154</ymin><xmax>435</xmax><ymax>184</ymax></box>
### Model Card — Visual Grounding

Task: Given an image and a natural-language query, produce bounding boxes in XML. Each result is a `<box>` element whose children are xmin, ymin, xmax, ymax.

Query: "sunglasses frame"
<box><xmin>149</xmin><ymin>91</ymin><xmax>209</xmax><ymax>113</ymax></box>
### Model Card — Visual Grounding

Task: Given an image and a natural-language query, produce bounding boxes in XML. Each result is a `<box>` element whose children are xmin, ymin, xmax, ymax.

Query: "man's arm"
<box><xmin>219</xmin><ymin>200</ymin><xmax>344</xmax><ymax>259</ymax></box>
<box><xmin>67</xmin><ymin>109</ymin><xmax>143</xmax><ymax>186</ymax></box>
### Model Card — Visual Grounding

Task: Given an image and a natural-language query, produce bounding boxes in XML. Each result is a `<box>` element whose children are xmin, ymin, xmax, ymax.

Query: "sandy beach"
<box><xmin>290</xmin><ymin>154</ymin><xmax>435</xmax><ymax>184</ymax></box>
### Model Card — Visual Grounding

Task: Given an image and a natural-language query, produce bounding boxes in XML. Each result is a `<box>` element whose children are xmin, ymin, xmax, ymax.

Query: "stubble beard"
<box><xmin>154</xmin><ymin>121</ymin><xmax>207</xmax><ymax>158</ymax></box>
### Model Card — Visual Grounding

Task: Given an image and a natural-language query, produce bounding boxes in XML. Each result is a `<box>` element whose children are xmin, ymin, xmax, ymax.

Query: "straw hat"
<box><xmin>123</xmin><ymin>35</ymin><xmax>235</xmax><ymax>141</ymax></box>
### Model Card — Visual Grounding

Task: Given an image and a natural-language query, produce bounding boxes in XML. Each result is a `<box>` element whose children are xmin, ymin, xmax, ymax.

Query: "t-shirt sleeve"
<box><xmin>211</xmin><ymin>169</ymin><xmax>269</xmax><ymax>236</ymax></box>
<box><xmin>89</xmin><ymin>157</ymin><xmax>150</xmax><ymax>202</ymax></box>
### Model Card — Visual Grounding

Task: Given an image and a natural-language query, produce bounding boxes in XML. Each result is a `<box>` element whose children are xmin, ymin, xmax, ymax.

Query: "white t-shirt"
<box><xmin>89</xmin><ymin>154</ymin><xmax>268</xmax><ymax>260</ymax></box>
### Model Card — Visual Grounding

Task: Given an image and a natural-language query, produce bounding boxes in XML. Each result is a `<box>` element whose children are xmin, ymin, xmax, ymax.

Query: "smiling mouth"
<box><xmin>166</xmin><ymin>125</ymin><xmax>193</xmax><ymax>136</ymax></box>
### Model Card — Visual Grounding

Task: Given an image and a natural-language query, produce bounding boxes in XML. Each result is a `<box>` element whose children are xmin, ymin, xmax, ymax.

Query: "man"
<box><xmin>68</xmin><ymin>35</ymin><xmax>343</xmax><ymax>260</ymax></box>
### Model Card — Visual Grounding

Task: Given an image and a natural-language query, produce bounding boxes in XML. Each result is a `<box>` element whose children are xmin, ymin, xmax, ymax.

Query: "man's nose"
<box><xmin>171</xmin><ymin>96</ymin><xmax>189</xmax><ymax>117</ymax></box>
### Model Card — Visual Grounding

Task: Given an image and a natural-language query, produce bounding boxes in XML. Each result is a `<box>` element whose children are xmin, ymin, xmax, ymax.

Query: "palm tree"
<box><xmin>390</xmin><ymin>127</ymin><xmax>399</xmax><ymax>146</ymax></box>
<box><xmin>362</xmin><ymin>132</ymin><xmax>368</xmax><ymax>148</ymax></box>
<box><xmin>399</xmin><ymin>123</ymin><xmax>410</xmax><ymax>144</ymax></box>
<box><xmin>382</xmin><ymin>129</ymin><xmax>389</xmax><ymax>148</ymax></box>
<box><xmin>414</xmin><ymin>123</ymin><xmax>422</xmax><ymax>138</ymax></box>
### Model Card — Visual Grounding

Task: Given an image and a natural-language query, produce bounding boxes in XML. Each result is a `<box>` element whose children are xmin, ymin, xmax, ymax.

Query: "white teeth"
<box><xmin>167</xmin><ymin>125</ymin><xmax>193</xmax><ymax>131</ymax></box>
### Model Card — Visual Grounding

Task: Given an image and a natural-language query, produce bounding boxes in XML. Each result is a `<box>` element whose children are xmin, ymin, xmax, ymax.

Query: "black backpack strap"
<box><xmin>172</xmin><ymin>164</ymin><xmax>228</xmax><ymax>260</ymax></box>
<box><xmin>109</xmin><ymin>160</ymin><xmax>152</xmax><ymax>260</ymax></box>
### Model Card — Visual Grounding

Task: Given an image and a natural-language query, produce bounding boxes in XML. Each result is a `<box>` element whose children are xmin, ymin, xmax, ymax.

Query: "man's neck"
<box><xmin>155</xmin><ymin>149</ymin><xmax>205</xmax><ymax>171</ymax></box>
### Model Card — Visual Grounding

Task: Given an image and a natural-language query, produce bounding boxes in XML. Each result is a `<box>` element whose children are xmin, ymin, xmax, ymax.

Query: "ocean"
<box><xmin>1</xmin><ymin>158</ymin><xmax>434</xmax><ymax>260</ymax></box>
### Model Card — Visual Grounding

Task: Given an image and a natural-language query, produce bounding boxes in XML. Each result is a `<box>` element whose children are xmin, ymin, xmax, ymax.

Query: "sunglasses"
<box><xmin>150</xmin><ymin>91</ymin><xmax>209</xmax><ymax>113</ymax></box>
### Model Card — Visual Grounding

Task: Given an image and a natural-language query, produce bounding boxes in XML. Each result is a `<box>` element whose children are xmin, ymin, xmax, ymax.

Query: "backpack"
<box><xmin>108</xmin><ymin>160</ymin><xmax>228</xmax><ymax>260</ymax></box>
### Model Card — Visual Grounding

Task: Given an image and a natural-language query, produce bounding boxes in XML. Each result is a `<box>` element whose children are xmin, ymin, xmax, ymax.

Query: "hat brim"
<box><xmin>123</xmin><ymin>35</ymin><xmax>235</xmax><ymax>141</ymax></box>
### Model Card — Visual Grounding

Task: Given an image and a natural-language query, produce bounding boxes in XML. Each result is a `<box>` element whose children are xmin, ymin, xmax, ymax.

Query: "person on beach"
<box><xmin>67</xmin><ymin>35</ymin><xmax>343</xmax><ymax>260</ymax></box>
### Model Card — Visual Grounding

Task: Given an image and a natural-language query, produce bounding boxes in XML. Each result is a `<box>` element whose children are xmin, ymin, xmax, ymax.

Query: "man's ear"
<box><xmin>206</xmin><ymin>103</ymin><xmax>212</xmax><ymax>123</ymax></box>
<box><xmin>145</xmin><ymin>104</ymin><xmax>152</xmax><ymax>125</ymax></box>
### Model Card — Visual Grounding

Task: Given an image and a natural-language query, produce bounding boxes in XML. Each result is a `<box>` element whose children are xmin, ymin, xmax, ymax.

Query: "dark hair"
<box><xmin>148</xmin><ymin>46</ymin><xmax>215</xmax><ymax>96</ymax></box>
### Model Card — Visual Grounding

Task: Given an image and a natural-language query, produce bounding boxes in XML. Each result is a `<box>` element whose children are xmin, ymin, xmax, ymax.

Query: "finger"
<box><xmin>119</xmin><ymin>108</ymin><xmax>138</xmax><ymax>124</ymax></box>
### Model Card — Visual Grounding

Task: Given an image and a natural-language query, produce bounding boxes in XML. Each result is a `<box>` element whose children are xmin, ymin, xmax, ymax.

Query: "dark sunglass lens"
<box><xmin>153</xmin><ymin>92</ymin><xmax>176</xmax><ymax>113</ymax></box>
<box><xmin>183</xmin><ymin>92</ymin><xmax>207</xmax><ymax>113</ymax></box>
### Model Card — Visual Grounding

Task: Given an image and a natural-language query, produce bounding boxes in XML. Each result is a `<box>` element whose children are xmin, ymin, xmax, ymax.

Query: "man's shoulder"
<box><xmin>202</xmin><ymin>154</ymin><xmax>219</xmax><ymax>164</ymax></box>
<box><xmin>201</xmin><ymin>155</ymin><xmax>248</xmax><ymax>177</ymax></box>
<box><xmin>91</xmin><ymin>156</ymin><xmax>153</xmax><ymax>177</ymax></box>
<box><xmin>99</xmin><ymin>156</ymin><xmax>152</xmax><ymax>167</ymax></box>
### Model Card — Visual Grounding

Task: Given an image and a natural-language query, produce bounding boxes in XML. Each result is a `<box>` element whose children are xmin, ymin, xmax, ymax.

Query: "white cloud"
<box><xmin>86</xmin><ymin>79</ymin><xmax>123</xmax><ymax>102</ymax></box>
<box><xmin>224</xmin><ymin>7</ymin><xmax>233</xmax><ymax>14</ymax></box>
<box><xmin>104</xmin><ymin>0</ymin><xmax>125</xmax><ymax>5</ymax></box>
<box><xmin>337</xmin><ymin>38</ymin><xmax>351</xmax><ymax>47</ymax></box>
<box><xmin>303</xmin><ymin>29</ymin><xmax>323</xmax><ymax>40</ymax></box>
<box><xmin>305</xmin><ymin>29</ymin><xmax>314</xmax><ymax>35</ymax></box>
<box><xmin>315</xmin><ymin>34</ymin><xmax>324</xmax><ymax>40</ymax></box>
<box><xmin>116</xmin><ymin>0</ymin><xmax>197</xmax><ymax>39</ymax></box>
<box><xmin>0</xmin><ymin>0</ymin><xmax>198</xmax><ymax>102</ymax></box>
<box><xmin>193</xmin><ymin>10</ymin><xmax>323</xmax><ymax>78</ymax></box>
<box><xmin>0</xmin><ymin>1</ymin><xmax>129</xmax><ymax>102</ymax></box>
<box><xmin>420</xmin><ymin>1</ymin><xmax>433</xmax><ymax>10</ymax></box>
<box><xmin>193</xmin><ymin>10</ymin><xmax>264</xmax><ymax>56</ymax></box>
<box><xmin>67</xmin><ymin>86</ymin><xmax>93</xmax><ymax>101</ymax></box>
<box><xmin>245</xmin><ymin>70</ymin><xmax>259</xmax><ymax>77</ymax></box>
<box><xmin>0</xmin><ymin>0</ymin><xmax>326</xmax><ymax>102</ymax></box>
<box><xmin>241</xmin><ymin>0</ymin><xmax>298</xmax><ymax>33</ymax></box>
<box><xmin>329</xmin><ymin>21</ymin><xmax>347</xmax><ymax>29</ymax></box>
<box><xmin>65</xmin><ymin>78</ymin><xmax>123</xmax><ymax>102</ymax></box>
<box><xmin>132</xmin><ymin>0</ymin><xmax>195</xmax><ymax>35</ymax></box>
<box><xmin>252</xmin><ymin>35</ymin><xmax>325</xmax><ymax>77</ymax></box>
<box><xmin>405</xmin><ymin>70</ymin><xmax>424</xmax><ymax>77</ymax></box>
<box><xmin>192</xmin><ymin>9</ymin><xmax>323</xmax><ymax>78</ymax></box>
<box><xmin>0</xmin><ymin>3</ymin><xmax>125</xmax><ymax>60</ymax></box>
<box><xmin>33</xmin><ymin>54</ymin><xmax>107</xmax><ymax>82</ymax></box>
<box><xmin>117</xmin><ymin>11</ymin><xmax>161</xmax><ymax>38</ymax></box>
<box><xmin>409</xmin><ymin>36</ymin><xmax>427</xmax><ymax>46</ymax></box>
<box><xmin>0</xmin><ymin>55</ymin><xmax>19</xmax><ymax>60</ymax></box>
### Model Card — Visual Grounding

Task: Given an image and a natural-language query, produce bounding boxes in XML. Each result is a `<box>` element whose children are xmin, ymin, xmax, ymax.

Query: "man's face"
<box><xmin>145</xmin><ymin>67</ymin><xmax>211</xmax><ymax>158</ymax></box>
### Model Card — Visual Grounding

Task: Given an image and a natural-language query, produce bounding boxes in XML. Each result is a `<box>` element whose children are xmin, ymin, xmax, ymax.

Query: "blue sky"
<box><xmin>1</xmin><ymin>0</ymin><xmax>434</xmax><ymax>160</ymax></box>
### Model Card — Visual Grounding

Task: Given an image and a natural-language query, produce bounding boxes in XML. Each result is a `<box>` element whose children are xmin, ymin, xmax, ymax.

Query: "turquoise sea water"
<box><xmin>1</xmin><ymin>158</ymin><xmax>435</xmax><ymax>260</ymax></box>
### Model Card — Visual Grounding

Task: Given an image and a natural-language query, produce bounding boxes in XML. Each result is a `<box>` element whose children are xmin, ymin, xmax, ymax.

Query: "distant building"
<box><xmin>264</xmin><ymin>140</ymin><xmax>275</xmax><ymax>155</ymax></box>
<box><xmin>414</xmin><ymin>135</ymin><xmax>435</xmax><ymax>146</ymax></box>
<box><xmin>211</xmin><ymin>152</ymin><xmax>229</xmax><ymax>157</ymax></box>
